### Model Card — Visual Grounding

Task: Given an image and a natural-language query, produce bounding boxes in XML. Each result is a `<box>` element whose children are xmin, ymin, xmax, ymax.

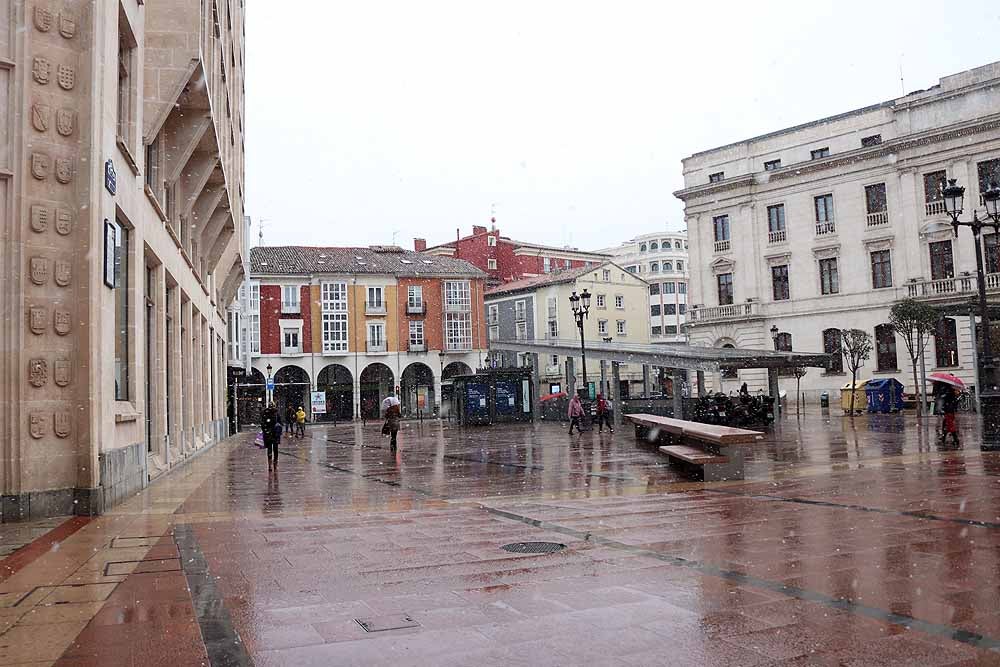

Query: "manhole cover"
<box><xmin>501</xmin><ymin>541</ymin><xmax>566</xmax><ymax>554</ymax></box>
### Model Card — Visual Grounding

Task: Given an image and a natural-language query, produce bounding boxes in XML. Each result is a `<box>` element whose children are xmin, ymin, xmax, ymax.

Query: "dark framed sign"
<box><xmin>103</xmin><ymin>219</ymin><xmax>117</xmax><ymax>288</ymax></box>
<box><xmin>104</xmin><ymin>159</ymin><xmax>117</xmax><ymax>195</ymax></box>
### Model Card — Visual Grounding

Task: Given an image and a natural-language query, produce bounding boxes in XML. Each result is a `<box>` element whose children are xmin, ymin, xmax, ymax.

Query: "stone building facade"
<box><xmin>596</xmin><ymin>230</ymin><xmax>690</xmax><ymax>343</ymax></box>
<box><xmin>417</xmin><ymin>223</ymin><xmax>610</xmax><ymax>287</ymax></box>
<box><xmin>675</xmin><ymin>62</ymin><xmax>1000</xmax><ymax>400</ymax></box>
<box><xmin>485</xmin><ymin>263</ymin><xmax>652</xmax><ymax>397</ymax></box>
<box><xmin>0</xmin><ymin>0</ymin><xmax>246</xmax><ymax>519</ymax></box>
<box><xmin>247</xmin><ymin>246</ymin><xmax>488</xmax><ymax>421</ymax></box>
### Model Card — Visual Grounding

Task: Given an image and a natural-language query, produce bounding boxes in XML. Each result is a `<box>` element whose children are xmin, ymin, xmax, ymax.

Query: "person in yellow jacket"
<box><xmin>295</xmin><ymin>406</ymin><xmax>306</xmax><ymax>438</ymax></box>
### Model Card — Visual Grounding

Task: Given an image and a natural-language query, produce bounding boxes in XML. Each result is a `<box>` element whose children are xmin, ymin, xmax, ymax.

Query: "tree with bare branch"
<box><xmin>889</xmin><ymin>298</ymin><xmax>940</xmax><ymax>416</ymax></box>
<box><xmin>841</xmin><ymin>329</ymin><xmax>873</xmax><ymax>415</ymax></box>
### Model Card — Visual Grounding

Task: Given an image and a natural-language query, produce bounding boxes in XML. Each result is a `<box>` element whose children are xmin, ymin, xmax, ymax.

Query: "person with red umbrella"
<box><xmin>930</xmin><ymin>372</ymin><xmax>964</xmax><ymax>446</ymax></box>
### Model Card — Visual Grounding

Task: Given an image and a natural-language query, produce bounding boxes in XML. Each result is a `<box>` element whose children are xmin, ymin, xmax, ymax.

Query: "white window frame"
<box><xmin>407</xmin><ymin>285</ymin><xmax>423</xmax><ymax>309</ymax></box>
<box><xmin>409</xmin><ymin>320</ymin><xmax>425</xmax><ymax>349</ymax></box>
<box><xmin>446</xmin><ymin>312</ymin><xmax>472</xmax><ymax>350</ymax></box>
<box><xmin>367</xmin><ymin>285</ymin><xmax>385</xmax><ymax>312</ymax></box>
<box><xmin>598</xmin><ymin>319</ymin><xmax>608</xmax><ymax>335</ymax></box>
<box><xmin>445</xmin><ymin>280</ymin><xmax>471</xmax><ymax>311</ymax></box>
<box><xmin>603</xmin><ymin>269</ymin><xmax>611</xmax><ymax>281</ymax></box>
<box><xmin>321</xmin><ymin>282</ymin><xmax>349</xmax><ymax>353</ymax></box>
<box><xmin>489</xmin><ymin>325</ymin><xmax>499</xmax><ymax>342</ymax></box>
<box><xmin>281</xmin><ymin>285</ymin><xmax>300</xmax><ymax>314</ymax></box>
<box><xmin>487</xmin><ymin>258</ymin><xmax>497</xmax><ymax>270</ymax></box>
<box><xmin>615</xmin><ymin>295</ymin><xmax>624</xmax><ymax>309</ymax></box>
<box><xmin>367</xmin><ymin>321</ymin><xmax>386</xmax><ymax>351</ymax></box>
<box><xmin>487</xmin><ymin>235</ymin><xmax>497</xmax><ymax>247</ymax></box>
<box><xmin>547</xmin><ymin>319</ymin><xmax>558</xmax><ymax>338</ymax></box>
<box><xmin>514</xmin><ymin>299</ymin><xmax>526</xmax><ymax>321</ymax></box>
<box><xmin>596</xmin><ymin>294</ymin><xmax>606</xmax><ymax>309</ymax></box>
<box><xmin>515</xmin><ymin>321</ymin><xmax>527</xmax><ymax>340</ymax></box>
<box><xmin>281</xmin><ymin>323</ymin><xmax>302</xmax><ymax>355</ymax></box>
<box><xmin>543</xmin><ymin>257</ymin><xmax>551</xmax><ymax>273</ymax></box>
<box><xmin>249</xmin><ymin>281</ymin><xmax>261</xmax><ymax>354</ymax></box>
<box><xmin>488</xmin><ymin>303</ymin><xmax>499</xmax><ymax>325</ymax></box>
<box><xmin>616</xmin><ymin>320</ymin><xmax>627</xmax><ymax>336</ymax></box>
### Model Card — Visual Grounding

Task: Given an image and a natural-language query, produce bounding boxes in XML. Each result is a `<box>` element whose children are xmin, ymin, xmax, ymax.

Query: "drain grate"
<box><xmin>501</xmin><ymin>541</ymin><xmax>566</xmax><ymax>554</ymax></box>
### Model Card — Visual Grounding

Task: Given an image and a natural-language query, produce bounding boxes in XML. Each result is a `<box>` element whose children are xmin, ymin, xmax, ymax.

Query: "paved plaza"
<box><xmin>1</xmin><ymin>412</ymin><xmax>1000</xmax><ymax>665</ymax></box>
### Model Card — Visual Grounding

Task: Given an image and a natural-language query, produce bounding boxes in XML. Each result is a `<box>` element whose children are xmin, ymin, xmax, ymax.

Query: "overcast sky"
<box><xmin>245</xmin><ymin>1</ymin><xmax>999</xmax><ymax>253</ymax></box>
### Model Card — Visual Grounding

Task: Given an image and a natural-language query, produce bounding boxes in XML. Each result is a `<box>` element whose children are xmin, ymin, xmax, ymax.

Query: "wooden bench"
<box><xmin>625</xmin><ymin>413</ymin><xmax>763</xmax><ymax>481</ymax></box>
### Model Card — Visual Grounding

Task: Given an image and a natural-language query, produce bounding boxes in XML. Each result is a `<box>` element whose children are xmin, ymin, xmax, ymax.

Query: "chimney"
<box><xmin>414</xmin><ymin>238</ymin><xmax>427</xmax><ymax>252</ymax></box>
<box><xmin>472</xmin><ymin>225</ymin><xmax>488</xmax><ymax>236</ymax></box>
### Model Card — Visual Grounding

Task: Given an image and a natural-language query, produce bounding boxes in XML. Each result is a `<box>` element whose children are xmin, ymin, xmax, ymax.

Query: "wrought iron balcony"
<box><xmin>406</xmin><ymin>303</ymin><xmax>426</xmax><ymax>315</ymax></box>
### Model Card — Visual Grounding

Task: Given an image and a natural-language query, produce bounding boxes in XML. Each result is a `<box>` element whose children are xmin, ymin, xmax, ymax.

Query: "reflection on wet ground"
<box><xmin>9</xmin><ymin>410</ymin><xmax>1000</xmax><ymax>664</ymax></box>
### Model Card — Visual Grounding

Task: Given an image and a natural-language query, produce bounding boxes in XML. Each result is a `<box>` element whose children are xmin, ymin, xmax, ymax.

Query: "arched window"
<box><xmin>935</xmin><ymin>317</ymin><xmax>958</xmax><ymax>368</ymax></box>
<box><xmin>775</xmin><ymin>332</ymin><xmax>792</xmax><ymax>351</ymax></box>
<box><xmin>823</xmin><ymin>328</ymin><xmax>843</xmax><ymax>373</ymax></box>
<box><xmin>650</xmin><ymin>241</ymin><xmax>659</xmax><ymax>251</ymax></box>
<box><xmin>676</xmin><ymin>260</ymin><xmax>684</xmax><ymax>272</ymax></box>
<box><xmin>650</xmin><ymin>262</ymin><xmax>659</xmax><ymax>273</ymax></box>
<box><xmin>675</xmin><ymin>241</ymin><xmax>682</xmax><ymax>249</ymax></box>
<box><xmin>663</xmin><ymin>262</ymin><xmax>673</xmax><ymax>272</ymax></box>
<box><xmin>721</xmin><ymin>343</ymin><xmax>738</xmax><ymax>379</ymax></box>
<box><xmin>875</xmin><ymin>324</ymin><xmax>897</xmax><ymax>371</ymax></box>
<box><xmin>639</xmin><ymin>243</ymin><xmax>647</xmax><ymax>252</ymax></box>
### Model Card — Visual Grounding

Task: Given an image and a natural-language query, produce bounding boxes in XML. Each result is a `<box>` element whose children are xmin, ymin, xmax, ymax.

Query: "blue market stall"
<box><xmin>451</xmin><ymin>368</ymin><xmax>534</xmax><ymax>426</ymax></box>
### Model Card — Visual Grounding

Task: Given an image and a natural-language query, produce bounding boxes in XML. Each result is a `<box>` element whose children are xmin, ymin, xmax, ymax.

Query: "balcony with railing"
<box><xmin>409</xmin><ymin>342</ymin><xmax>426</xmax><ymax>352</ymax></box>
<box><xmin>925</xmin><ymin>200</ymin><xmax>947</xmax><ymax>217</ymax></box>
<box><xmin>365</xmin><ymin>301</ymin><xmax>386</xmax><ymax>315</ymax></box>
<box><xmin>366</xmin><ymin>339</ymin><xmax>386</xmax><ymax>353</ymax></box>
<box><xmin>815</xmin><ymin>221</ymin><xmax>836</xmax><ymax>236</ymax></box>
<box><xmin>406</xmin><ymin>302</ymin><xmax>426</xmax><ymax>315</ymax></box>
<box><xmin>866</xmin><ymin>211</ymin><xmax>889</xmax><ymax>228</ymax></box>
<box><xmin>687</xmin><ymin>301</ymin><xmax>762</xmax><ymax>325</ymax></box>
<box><xmin>767</xmin><ymin>229</ymin><xmax>786</xmax><ymax>244</ymax></box>
<box><xmin>714</xmin><ymin>239</ymin><xmax>731</xmax><ymax>253</ymax></box>
<box><xmin>905</xmin><ymin>273</ymin><xmax>1000</xmax><ymax>299</ymax></box>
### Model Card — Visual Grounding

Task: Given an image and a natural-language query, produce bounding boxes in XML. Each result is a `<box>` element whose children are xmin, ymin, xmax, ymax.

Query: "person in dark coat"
<box><xmin>937</xmin><ymin>382</ymin><xmax>960</xmax><ymax>446</ymax></box>
<box><xmin>383</xmin><ymin>397</ymin><xmax>401</xmax><ymax>452</ymax></box>
<box><xmin>284</xmin><ymin>405</ymin><xmax>295</xmax><ymax>434</ymax></box>
<box><xmin>261</xmin><ymin>402</ymin><xmax>280</xmax><ymax>469</ymax></box>
<box><xmin>596</xmin><ymin>393</ymin><xmax>614</xmax><ymax>433</ymax></box>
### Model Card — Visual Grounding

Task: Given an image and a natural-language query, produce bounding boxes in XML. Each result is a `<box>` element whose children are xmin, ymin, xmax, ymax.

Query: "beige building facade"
<box><xmin>675</xmin><ymin>62</ymin><xmax>1000</xmax><ymax>400</ymax></box>
<box><xmin>0</xmin><ymin>0</ymin><xmax>246</xmax><ymax>519</ymax></box>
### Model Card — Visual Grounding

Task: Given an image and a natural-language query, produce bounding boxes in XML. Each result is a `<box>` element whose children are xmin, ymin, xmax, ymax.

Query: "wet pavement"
<box><xmin>3</xmin><ymin>410</ymin><xmax>1000</xmax><ymax>664</ymax></box>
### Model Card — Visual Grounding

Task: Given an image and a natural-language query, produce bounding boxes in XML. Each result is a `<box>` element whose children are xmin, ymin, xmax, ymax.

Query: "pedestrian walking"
<box><xmin>261</xmin><ymin>402</ymin><xmax>280</xmax><ymax>470</ymax></box>
<box><xmin>284</xmin><ymin>405</ymin><xmax>295</xmax><ymax>435</ymax></box>
<box><xmin>568</xmin><ymin>393</ymin><xmax>584</xmax><ymax>435</ymax></box>
<box><xmin>596</xmin><ymin>393</ymin><xmax>614</xmax><ymax>433</ymax></box>
<box><xmin>382</xmin><ymin>394</ymin><xmax>401</xmax><ymax>451</ymax></box>
<box><xmin>362</xmin><ymin>397</ymin><xmax>375</xmax><ymax>425</ymax></box>
<box><xmin>935</xmin><ymin>382</ymin><xmax>960</xmax><ymax>446</ymax></box>
<box><xmin>295</xmin><ymin>406</ymin><xmax>306</xmax><ymax>438</ymax></box>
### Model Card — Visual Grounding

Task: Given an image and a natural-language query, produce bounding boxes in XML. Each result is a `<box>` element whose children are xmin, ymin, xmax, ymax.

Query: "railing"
<box><xmin>365</xmin><ymin>301</ymin><xmax>386</xmax><ymax>314</ymax></box>
<box><xmin>409</xmin><ymin>343</ymin><xmax>426</xmax><ymax>352</ymax></box>
<box><xmin>687</xmin><ymin>301</ymin><xmax>761</xmax><ymax>324</ymax></box>
<box><xmin>406</xmin><ymin>303</ymin><xmax>426</xmax><ymax>315</ymax></box>
<box><xmin>925</xmin><ymin>200</ymin><xmax>947</xmax><ymax>217</ymax></box>
<box><xmin>714</xmin><ymin>240</ymin><xmax>730</xmax><ymax>253</ymax></box>
<box><xmin>866</xmin><ymin>211</ymin><xmax>889</xmax><ymax>227</ymax></box>
<box><xmin>366</xmin><ymin>340</ymin><xmax>386</xmax><ymax>352</ymax></box>
<box><xmin>768</xmin><ymin>229</ymin><xmax>786</xmax><ymax>244</ymax></box>
<box><xmin>815</xmin><ymin>221</ymin><xmax>836</xmax><ymax>235</ymax></box>
<box><xmin>281</xmin><ymin>301</ymin><xmax>299</xmax><ymax>314</ymax></box>
<box><xmin>904</xmin><ymin>273</ymin><xmax>1000</xmax><ymax>298</ymax></box>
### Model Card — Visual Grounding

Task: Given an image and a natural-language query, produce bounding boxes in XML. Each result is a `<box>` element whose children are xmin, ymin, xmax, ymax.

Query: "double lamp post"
<box><xmin>941</xmin><ymin>178</ymin><xmax>1000</xmax><ymax>449</ymax></box>
<box><xmin>569</xmin><ymin>288</ymin><xmax>592</xmax><ymax>399</ymax></box>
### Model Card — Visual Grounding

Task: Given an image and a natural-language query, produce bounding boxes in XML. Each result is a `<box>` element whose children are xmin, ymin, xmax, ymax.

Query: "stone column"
<box><xmin>611</xmin><ymin>361</ymin><xmax>622</xmax><ymax>426</ymax></box>
<box><xmin>566</xmin><ymin>357</ymin><xmax>576</xmax><ymax>396</ymax></box>
<box><xmin>768</xmin><ymin>367</ymin><xmax>781</xmax><ymax>418</ymax></box>
<box><xmin>599</xmin><ymin>359</ymin><xmax>607</xmax><ymax>396</ymax></box>
<box><xmin>530</xmin><ymin>353</ymin><xmax>541</xmax><ymax>420</ymax></box>
<box><xmin>696</xmin><ymin>370</ymin><xmax>706</xmax><ymax>397</ymax></box>
<box><xmin>154</xmin><ymin>265</ymin><xmax>168</xmax><ymax>459</ymax></box>
<box><xmin>182</xmin><ymin>299</ymin><xmax>194</xmax><ymax>454</ymax></box>
<box><xmin>672</xmin><ymin>368</ymin><xmax>684</xmax><ymax>418</ymax></box>
<box><xmin>642</xmin><ymin>364</ymin><xmax>650</xmax><ymax>399</ymax></box>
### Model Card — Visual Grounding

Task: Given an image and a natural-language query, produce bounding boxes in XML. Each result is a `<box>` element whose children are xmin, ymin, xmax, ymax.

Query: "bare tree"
<box><xmin>888</xmin><ymin>298</ymin><xmax>940</xmax><ymax>416</ymax></box>
<box><xmin>841</xmin><ymin>329</ymin><xmax>873</xmax><ymax>415</ymax></box>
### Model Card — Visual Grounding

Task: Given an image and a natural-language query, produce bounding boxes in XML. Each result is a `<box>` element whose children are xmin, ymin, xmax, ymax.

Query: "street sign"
<box><xmin>311</xmin><ymin>391</ymin><xmax>326</xmax><ymax>414</ymax></box>
<box><xmin>104</xmin><ymin>159</ymin><xmax>117</xmax><ymax>195</ymax></box>
<box><xmin>266</xmin><ymin>379</ymin><xmax>274</xmax><ymax>392</ymax></box>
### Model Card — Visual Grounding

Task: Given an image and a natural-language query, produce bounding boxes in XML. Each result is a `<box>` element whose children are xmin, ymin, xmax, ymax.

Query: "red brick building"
<box><xmin>416</xmin><ymin>224</ymin><xmax>610</xmax><ymax>287</ymax></box>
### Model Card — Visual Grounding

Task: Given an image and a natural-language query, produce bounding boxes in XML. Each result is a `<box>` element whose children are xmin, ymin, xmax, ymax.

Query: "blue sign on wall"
<box><xmin>465</xmin><ymin>382</ymin><xmax>490</xmax><ymax>417</ymax></box>
<box><xmin>495</xmin><ymin>381</ymin><xmax>517</xmax><ymax>414</ymax></box>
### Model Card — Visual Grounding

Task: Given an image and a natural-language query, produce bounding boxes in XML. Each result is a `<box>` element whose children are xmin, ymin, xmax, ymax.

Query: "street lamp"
<box><xmin>941</xmin><ymin>178</ymin><xmax>1000</xmax><ymax>449</ymax></box>
<box><xmin>570</xmin><ymin>288</ymin><xmax>592</xmax><ymax>398</ymax></box>
<box><xmin>770</xmin><ymin>325</ymin><xmax>779</xmax><ymax>351</ymax></box>
<box><xmin>266</xmin><ymin>363</ymin><xmax>273</xmax><ymax>404</ymax></box>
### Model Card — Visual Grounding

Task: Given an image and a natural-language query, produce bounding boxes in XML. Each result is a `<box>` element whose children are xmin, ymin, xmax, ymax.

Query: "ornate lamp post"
<box><xmin>569</xmin><ymin>289</ymin><xmax>592</xmax><ymax>398</ymax></box>
<box><xmin>941</xmin><ymin>178</ymin><xmax>1000</xmax><ymax>449</ymax></box>
<box><xmin>770</xmin><ymin>324</ymin><xmax>779</xmax><ymax>352</ymax></box>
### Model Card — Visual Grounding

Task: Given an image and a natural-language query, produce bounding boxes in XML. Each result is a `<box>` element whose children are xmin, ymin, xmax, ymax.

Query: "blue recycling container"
<box><xmin>865</xmin><ymin>378</ymin><xmax>904</xmax><ymax>413</ymax></box>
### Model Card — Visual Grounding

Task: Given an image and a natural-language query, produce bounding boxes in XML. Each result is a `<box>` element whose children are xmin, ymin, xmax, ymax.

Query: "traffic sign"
<box><xmin>266</xmin><ymin>379</ymin><xmax>275</xmax><ymax>392</ymax></box>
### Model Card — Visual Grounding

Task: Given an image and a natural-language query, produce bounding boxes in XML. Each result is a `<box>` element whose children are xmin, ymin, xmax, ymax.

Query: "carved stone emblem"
<box><xmin>56</xmin><ymin>208</ymin><xmax>73</xmax><ymax>235</ymax></box>
<box><xmin>57</xmin><ymin>64</ymin><xmax>75</xmax><ymax>91</ymax></box>
<box><xmin>29</xmin><ymin>413</ymin><xmax>46</xmax><ymax>439</ymax></box>
<box><xmin>55</xmin><ymin>158</ymin><xmax>73</xmax><ymax>184</ymax></box>
<box><xmin>29</xmin><ymin>306</ymin><xmax>47</xmax><ymax>335</ymax></box>
<box><xmin>34</xmin><ymin>7</ymin><xmax>53</xmax><ymax>32</ymax></box>
<box><xmin>30</xmin><ymin>205</ymin><xmax>49</xmax><ymax>233</ymax></box>
<box><xmin>58</xmin><ymin>11</ymin><xmax>76</xmax><ymax>39</ymax></box>
<box><xmin>32</xmin><ymin>57</ymin><xmax>51</xmax><ymax>85</ymax></box>
<box><xmin>30</xmin><ymin>256</ymin><xmax>50</xmax><ymax>286</ymax></box>
<box><xmin>55</xmin><ymin>260</ymin><xmax>71</xmax><ymax>287</ymax></box>
<box><xmin>31</xmin><ymin>103</ymin><xmax>50</xmax><ymax>132</ymax></box>
<box><xmin>31</xmin><ymin>152</ymin><xmax>50</xmax><ymax>180</ymax></box>
<box><xmin>54</xmin><ymin>412</ymin><xmax>70</xmax><ymax>439</ymax></box>
<box><xmin>54</xmin><ymin>358</ymin><xmax>70</xmax><ymax>387</ymax></box>
<box><xmin>54</xmin><ymin>308</ymin><xmax>71</xmax><ymax>336</ymax></box>
<box><xmin>56</xmin><ymin>109</ymin><xmax>74</xmax><ymax>137</ymax></box>
<box><xmin>29</xmin><ymin>359</ymin><xmax>48</xmax><ymax>388</ymax></box>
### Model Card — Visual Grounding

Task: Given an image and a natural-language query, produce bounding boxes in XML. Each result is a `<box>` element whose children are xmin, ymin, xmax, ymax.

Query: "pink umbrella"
<box><xmin>928</xmin><ymin>372</ymin><xmax>965</xmax><ymax>389</ymax></box>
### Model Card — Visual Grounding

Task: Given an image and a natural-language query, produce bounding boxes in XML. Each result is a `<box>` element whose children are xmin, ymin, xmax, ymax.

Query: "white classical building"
<box><xmin>596</xmin><ymin>231</ymin><xmax>689</xmax><ymax>344</ymax></box>
<box><xmin>675</xmin><ymin>61</ymin><xmax>1000</xmax><ymax>400</ymax></box>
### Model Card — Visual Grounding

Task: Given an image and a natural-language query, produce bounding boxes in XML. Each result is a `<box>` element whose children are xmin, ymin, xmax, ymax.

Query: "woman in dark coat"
<box><xmin>261</xmin><ymin>402</ymin><xmax>281</xmax><ymax>469</ymax></box>
<box><xmin>383</xmin><ymin>398</ymin><xmax>401</xmax><ymax>452</ymax></box>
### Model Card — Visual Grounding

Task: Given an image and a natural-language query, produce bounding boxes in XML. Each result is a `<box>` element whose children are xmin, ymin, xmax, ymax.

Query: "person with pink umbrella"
<box><xmin>930</xmin><ymin>372</ymin><xmax>964</xmax><ymax>446</ymax></box>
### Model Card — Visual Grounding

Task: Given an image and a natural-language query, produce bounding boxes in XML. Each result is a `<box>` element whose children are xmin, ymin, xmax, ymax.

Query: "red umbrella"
<box><xmin>928</xmin><ymin>372</ymin><xmax>965</xmax><ymax>389</ymax></box>
<box><xmin>540</xmin><ymin>391</ymin><xmax>567</xmax><ymax>402</ymax></box>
